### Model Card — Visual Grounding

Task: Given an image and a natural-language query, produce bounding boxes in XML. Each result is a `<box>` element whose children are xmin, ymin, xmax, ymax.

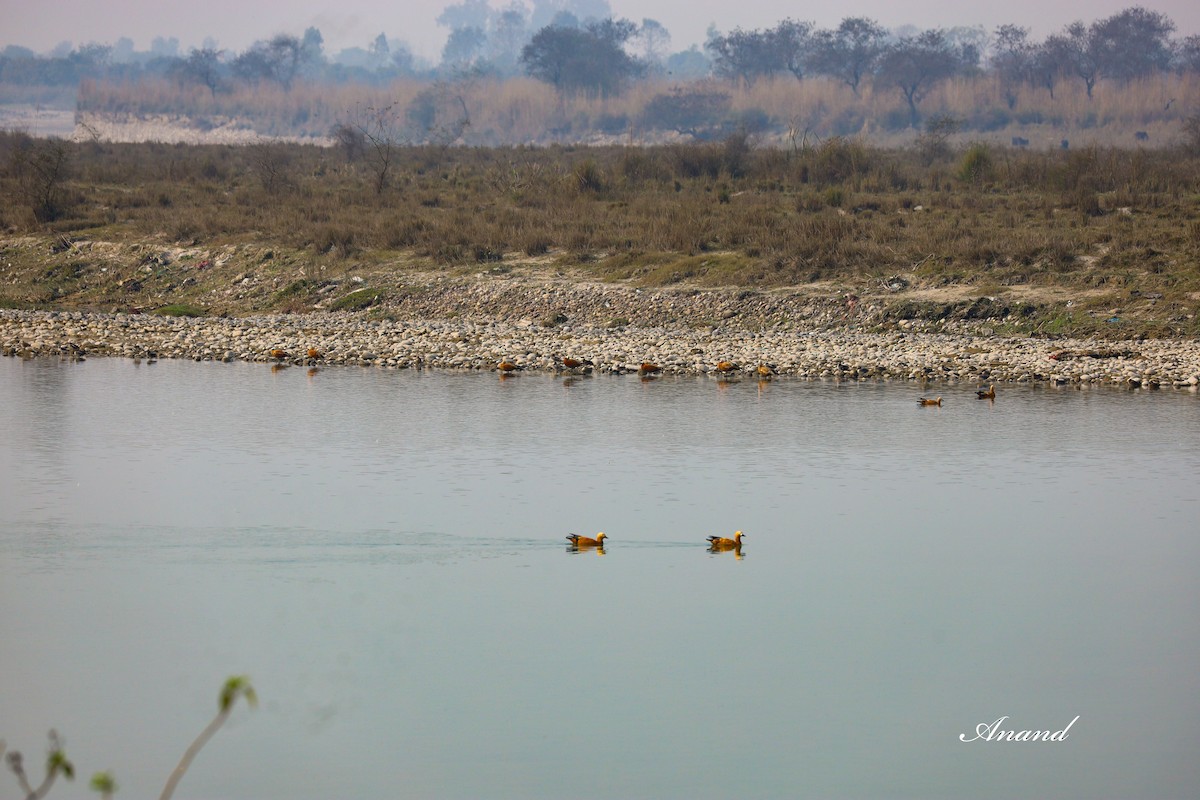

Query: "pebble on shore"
<box><xmin>4</xmin><ymin>308</ymin><xmax>1200</xmax><ymax>389</ymax></box>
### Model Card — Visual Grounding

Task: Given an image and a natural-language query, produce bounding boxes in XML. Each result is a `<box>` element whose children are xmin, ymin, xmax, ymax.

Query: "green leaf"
<box><xmin>91</xmin><ymin>770</ymin><xmax>118</xmax><ymax>794</ymax></box>
<box><xmin>48</xmin><ymin>749</ymin><xmax>75</xmax><ymax>780</ymax></box>
<box><xmin>218</xmin><ymin>675</ymin><xmax>257</xmax><ymax>712</ymax></box>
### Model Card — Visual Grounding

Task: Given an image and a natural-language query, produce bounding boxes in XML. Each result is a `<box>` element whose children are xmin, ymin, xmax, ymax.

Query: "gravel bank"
<box><xmin>4</xmin><ymin>308</ymin><xmax>1199</xmax><ymax>388</ymax></box>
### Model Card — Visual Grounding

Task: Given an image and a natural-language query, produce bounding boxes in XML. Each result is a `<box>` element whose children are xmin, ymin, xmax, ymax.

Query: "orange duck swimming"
<box><xmin>976</xmin><ymin>384</ymin><xmax>996</xmax><ymax>400</ymax></box>
<box><xmin>706</xmin><ymin>531</ymin><xmax>745</xmax><ymax>550</ymax></box>
<box><xmin>566</xmin><ymin>532</ymin><xmax>607</xmax><ymax>548</ymax></box>
<box><xmin>918</xmin><ymin>396</ymin><xmax>942</xmax><ymax>406</ymax></box>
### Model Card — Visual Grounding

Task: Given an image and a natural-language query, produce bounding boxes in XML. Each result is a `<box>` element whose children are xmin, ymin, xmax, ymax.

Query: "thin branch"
<box><xmin>158</xmin><ymin>709</ymin><xmax>229</xmax><ymax>800</ymax></box>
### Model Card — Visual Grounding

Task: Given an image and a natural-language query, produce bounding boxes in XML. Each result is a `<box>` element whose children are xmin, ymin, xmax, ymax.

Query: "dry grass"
<box><xmin>69</xmin><ymin>72</ymin><xmax>1200</xmax><ymax>148</ymax></box>
<box><xmin>1</xmin><ymin>129</ymin><xmax>1198</xmax><ymax>335</ymax></box>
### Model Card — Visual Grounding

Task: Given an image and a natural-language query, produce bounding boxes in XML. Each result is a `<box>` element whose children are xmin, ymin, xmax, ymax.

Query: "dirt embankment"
<box><xmin>3</xmin><ymin>233</ymin><xmax>1194</xmax><ymax>341</ymax></box>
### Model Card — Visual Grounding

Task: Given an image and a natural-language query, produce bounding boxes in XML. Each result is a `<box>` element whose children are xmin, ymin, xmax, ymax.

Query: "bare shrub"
<box><xmin>915</xmin><ymin>115</ymin><xmax>962</xmax><ymax>164</ymax></box>
<box><xmin>5</xmin><ymin>134</ymin><xmax>73</xmax><ymax>223</ymax></box>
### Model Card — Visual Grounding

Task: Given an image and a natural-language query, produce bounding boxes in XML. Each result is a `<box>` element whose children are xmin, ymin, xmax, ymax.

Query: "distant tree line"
<box><xmin>700</xmin><ymin>8</ymin><xmax>1191</xmax><ymax>123</ymax></box>
<box><xmin>2</xmin><ymin>5</ymin><xmax>1197</xmax><ymax>133</ymax></box>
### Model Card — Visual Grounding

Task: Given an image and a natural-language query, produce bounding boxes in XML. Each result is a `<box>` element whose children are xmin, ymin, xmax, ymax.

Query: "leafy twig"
<box><xmin>89</xmin><ymin>771</ymin><xmax>117</xmax><ymax>799</ymax></box>
<box><xmin>158</xmin><ymin>676</ymin><xmax>257</xmax><ymax>800</ymax></box>
<box><xmin>4</xmin><ymin>730</ymin><xmax>74</xmax><ymax>800</ymax></box>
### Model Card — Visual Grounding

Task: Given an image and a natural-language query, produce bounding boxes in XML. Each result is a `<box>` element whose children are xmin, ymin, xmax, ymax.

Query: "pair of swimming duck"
<box><xmin>565</xmin><ymin>531</ymin><xmax>746</xmax><ymax>550</ymax></box>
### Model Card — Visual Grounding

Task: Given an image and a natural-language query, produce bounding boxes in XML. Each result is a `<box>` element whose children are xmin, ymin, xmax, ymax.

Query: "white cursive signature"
<box><xmin>959</xmin><ymin>716</ymin><xmax>1079</xmax><ymax>742</ymax></box>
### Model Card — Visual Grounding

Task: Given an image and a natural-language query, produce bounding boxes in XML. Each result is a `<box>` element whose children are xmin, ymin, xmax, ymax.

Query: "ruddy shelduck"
<box><xmin>638</xmin><ymin>362</ymin><xmax>662</xmax><ymax>376</ymax></box>
<box><xmin>269</xmin><ymin>348</ymin><xmax>288</xmax><ymax>362</ymax></box>
<box><xmin>918</xmin><ymin>396</ymin><xmax>942</xmax><ymax>406</ymax></box>
<box><xmin>559</xmin><ymin>356</ymin><xmax>589</xmax><ymax>370</ymax></box>
<box><xmin>976</xmin><ymin>384</ymin><xmax>996</xmax><ymax>400</ymax></box>
<box><xmin>566</xmin><ymin>532</ymin><xmax>607</xmax><ymax>548</ymax></box>
<box><xmin>707</xmin><ymin>531</ymin><xmax>745</xmax><ymax>549</ymax></box>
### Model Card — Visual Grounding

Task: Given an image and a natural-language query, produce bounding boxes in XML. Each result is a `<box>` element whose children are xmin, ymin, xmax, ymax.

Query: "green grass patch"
<box><xmin>153</xmin><ymin>303</ymin><xmax>207</xmax><ymax>317</ymax></box>
<box><xmin>330</xmin><ymin>287</ymin><xmax>385</xmax><ymax>311</ymax></box>
<box><xmin>601</xmin><ymin>251</ymin><xmax>758</xmax><ymax>287</ymax></box>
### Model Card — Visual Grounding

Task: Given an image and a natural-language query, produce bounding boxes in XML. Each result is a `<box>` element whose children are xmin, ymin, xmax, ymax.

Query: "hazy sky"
<box><xmin>6</xmin><ymin>0</ymin><xmax>1199</xmax><ymax>61</ymax></box>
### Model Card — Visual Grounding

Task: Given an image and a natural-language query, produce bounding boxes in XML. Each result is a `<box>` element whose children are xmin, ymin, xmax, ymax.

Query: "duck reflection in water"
<box><xmin>566</xmin><ymin>532</ymin><xmax>607</xmax><ymax>555</ymax></box>
<box><xmin>707</xmin><ymin>530</ymin><xmax>746</xmax><ymax>558</ymax></box>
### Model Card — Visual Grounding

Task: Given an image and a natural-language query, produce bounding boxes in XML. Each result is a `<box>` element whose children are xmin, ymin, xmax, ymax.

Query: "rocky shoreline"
<box><xmin>3</xmin><ymin>307</ymin><xmax>1199</xmax><ymax>388</ymax></box>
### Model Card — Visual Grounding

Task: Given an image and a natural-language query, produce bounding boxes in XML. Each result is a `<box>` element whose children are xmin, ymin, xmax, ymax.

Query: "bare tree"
<box><xmin>330</xmin><ymin>122</ymin><xmax>367</xmax><ymax>162</ymax></box>
<box><xmin>1091</xmin><ymin>7</ymin><xmax>1175</xmax><ymax>82</ymax></box>
<box><xmin>991</xmin><ymin>25</ymin><xmax>1033</xmax><ymax>109</ymax></box>
<box><xmin>807</xmin><ymin>17</ymin><xmax>888</xmax><ymax>96</ymax></box>
<box><xmin>1062</xmin><ymin>21</ymin><xmax>1101</xmax><ymax>98</ymax></box>
<box><xmin>343</xmin><ymin>102</ymin><xmax>409</xmax><ymax>193</ymax></box>
<box><xmin>7</xmin><ymin>134</ymin><xmax>72</xmax><ymax>223</ymax></box>
<box><xmin>1178</xmin><ymin>35</ymin><xmax>1200</xmax><ymax>75</ymax></box>
<box><xmin>232</xmin><ymin>34</ymin><xmax>309</xmax><ymax>90</ymax></box>
<box><xmin>441</xmin><ymin>26</ymin><xmax>487</xmax><ymax>68</ymax></box>
<box><xmin>522</xmin><ymin>19</ymin><xmax>643</xmax><ymax>97</ymax></box>
<box><xmin>877</xmin><ymin>30</ymin><xmax>968</xmax><ymax>128</ymax></box>
<box><xmin>634</xmin><ymin>18</ymin><xmax>672</xmax><ymax>70</ymax></box>
<box><xmin>1031</xmin><ymin>34</ymin><xmax>1073</xmax><ymax>99</ymax></box>
<box><xmin>174</xmin><ymin>47</ymin><xmax>225</xmax><ymax>98</ymax></box>
<box><xmin>406</xmin><ymin>75</ymin><xmax>474</xmax><ymax>145</ymax></box>
<box><xmin>249</xmin><ymin>143</ymin><xmax>293</xmax><ymax>194</ymax></box>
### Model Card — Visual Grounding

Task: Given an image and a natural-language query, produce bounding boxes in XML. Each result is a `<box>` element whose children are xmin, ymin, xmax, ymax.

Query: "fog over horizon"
<box><xmin>8</xmin><ymin>0</ymin><xmax>1200</xmax><ymax>62</ymax></box>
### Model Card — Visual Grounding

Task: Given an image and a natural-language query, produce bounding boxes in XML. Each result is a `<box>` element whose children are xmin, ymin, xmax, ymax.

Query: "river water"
<box><xmin>2</xmin><ymin>356</ymin><xmax>1198</xmax><ymax>799</ymax></box>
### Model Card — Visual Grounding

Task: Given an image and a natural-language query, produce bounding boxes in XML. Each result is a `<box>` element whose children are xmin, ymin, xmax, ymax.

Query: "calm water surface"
<box><xmin>2</xmin><ymin>357</ymin><xmax>1198</xmax><ymax>799</ymax></box>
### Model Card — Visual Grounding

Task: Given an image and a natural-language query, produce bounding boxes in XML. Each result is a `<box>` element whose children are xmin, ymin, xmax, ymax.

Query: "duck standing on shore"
<box><xmin>555</xmin><ymin>356</ymin><xmax>592</xmax><ymax>374</ymax></box>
